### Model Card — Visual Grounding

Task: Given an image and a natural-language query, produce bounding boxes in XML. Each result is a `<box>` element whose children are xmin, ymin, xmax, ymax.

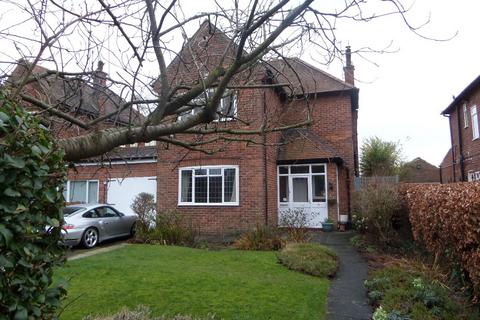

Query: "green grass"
<box><xmin>277</xmin><ymin>243</ymin><xmax>338</xmax><ymax>278</ymax></box>
<box><xmin>56</xmin><ymin>245</ymin><xmax>329</xmax><ymax>320</ymax></box>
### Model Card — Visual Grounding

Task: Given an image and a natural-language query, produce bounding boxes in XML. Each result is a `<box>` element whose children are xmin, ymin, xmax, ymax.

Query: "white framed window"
<box><xmin>177</xmin><ymin>89</ymin><xmax>237</xmax><ymax>122</ymax></box>
<box><xmin>63</xmin><ymin>180</ymin><xmax>99</xmax><ymax>203</ymax></box>
<box><xmin>277</xmin><ymin>164</ymin><xmax>327</xmax><ymax>204</ymax></box>
<box><xmin>463</xmin><ymin>103</ymin><xmax>469</xmax><ymax>128</ymax></box>
<box><xmin>178</xmin><ymin>165</ymin><xmax>239</xmax><ymax>206</ymax></box>
<box><xmin>471</xmin><ymin>105</ymin><xmax>479</xmax><ymax>140</ymax></box>
<box><xmin>145</xmin><ymin>141</ymin><xmax>157</xmax><ymax>147</ymax></box>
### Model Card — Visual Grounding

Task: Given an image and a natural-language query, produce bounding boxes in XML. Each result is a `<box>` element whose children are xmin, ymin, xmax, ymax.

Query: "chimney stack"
<box><xmin>93</xmin><ymin>61</ymin><xmax>107</xmax><ymax>87</ymax></box>
<box><xmin>343</xmin><ymin>46</ymin><xmax>355</xmax><ymax>86</ymax></box>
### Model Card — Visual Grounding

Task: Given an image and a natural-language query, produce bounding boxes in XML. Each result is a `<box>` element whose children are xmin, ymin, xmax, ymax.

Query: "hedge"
<box><xmin>402</xmin><ymin>182</ymin><xmax>480</xmax><ymax>299</ymax></box>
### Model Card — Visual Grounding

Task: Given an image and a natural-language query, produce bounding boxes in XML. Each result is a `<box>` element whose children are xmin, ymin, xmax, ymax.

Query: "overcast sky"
<box><xmin>308</xmin><ymin>0</ymin><xmax>480</xmax><ymax>166</ymax></box>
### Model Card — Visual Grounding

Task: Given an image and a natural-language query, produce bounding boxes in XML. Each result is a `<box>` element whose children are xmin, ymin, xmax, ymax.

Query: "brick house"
<box><xmin>441</xmin><ymin>75</ymin><xmax>480</xmax><ymax>182</ymax></box>
<box><xmin>401</xmin><ymin>157</ymin><xmax>440</xmax><ymax>183</ymax></box>
<box><xmin>11</xmin><ymin>22</ymin><xmax>359</xmax><ymax>234</ymax></box>
<box><xmin>153</xmin><ymin>22</ymin><xmax>359</xmax><ymax>234</ymax></box>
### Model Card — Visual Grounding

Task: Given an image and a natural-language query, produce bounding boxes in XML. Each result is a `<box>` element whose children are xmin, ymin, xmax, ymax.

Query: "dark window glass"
<box><xmin>224</xmin><ymin>169</ymin><xmax>236</xmax><ymax>202</ymax></box>
<box><xmin>82</xmin><ymin>209</ymin><xmax>98</xmax><ymax>218</ymax></box>
<box><xmin>181</xmin><ymin>170</ymin><xmax>192</xmax><ymax>202</ymax></box>
<box><xmin>195</xmin><ymin>169</ymin><xmax>207</xmax><ymax>176</ymax></box>
<box><xmin>279</xmin><ymin>166</ymin><xmax>288</xmax><ymax>174</ymax></box>
<box><xmin>312</xmin><ymin>165</ymin><xmax>325</xmax><ymax>173</ymax></box>
<box><xmin>195</xmin><ymin>176</ymin><xmax>208</xmax><ymax>203</ymax></box>
<box><xmin>292</xmin><ymin>177</ymin><xmax>309</xmax><ymax>202</ymax></box>
<box><xmin>312</xmin><ymin>175</ymin><xmax>326</xmax><ymax>202</ymax></box>
<box><xmin>96</xmin><ymin>207</ymin><xmax>118</xmax><ymax>218</ymax></box>
<box><xmin>64</xmin><ymin>206</ymin><xmax>85</xmax><ymax>216</ymax></box>
<box><xmin>290</xmin><ymin>166</ymin><xmax>309</xmax><ymax>174</ymax></box>
<box><xmin>209</xmin><ymin>176</ymin><xmax>222</xmax><ymax>203</ymax></box>
<box><xmin>279</xmin><ymin>176</ymin><xmax>288</xmax><ymax>202</ymax></box>
<box><xmin>209</xmin><ymin>168</ymin><xmax>221</xmax><ymax>175</ymax></box>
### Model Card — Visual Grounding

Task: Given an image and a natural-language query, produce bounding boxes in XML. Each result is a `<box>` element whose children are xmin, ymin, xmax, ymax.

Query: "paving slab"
<box><xmin>313</xmin><ymin>231</ymin><xmax>372</xmax><ymax>320</ymax></box>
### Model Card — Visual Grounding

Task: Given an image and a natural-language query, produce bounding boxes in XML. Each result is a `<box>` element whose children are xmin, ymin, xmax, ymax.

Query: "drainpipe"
<box><xmin>444</xmin><ymin>113</ymin><xmax>456</xmax><ymax>182</ymax></box>
<box><xmin>335</xmin><ymin>164</ymin><xmax>340</xmax><ymax>222</ymax></box>
<box><xmin>456</xmin><ymin>106</ymin><xmax>465</xmax><ymax>181</ymax></box>
<box><xmin>262</xmin><ymin>91</ymin><xmax>269</xmax><ymax>226</ymax></box>
<box><xmin>346</xmin><ymin>167</ymin><xmax>351</xmax><ymax>220</ymax></box>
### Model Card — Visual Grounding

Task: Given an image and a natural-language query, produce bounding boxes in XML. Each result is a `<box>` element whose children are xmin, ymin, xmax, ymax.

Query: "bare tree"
<box><xmin>0</xmin><ymin>0</ymin><xmax>421</xmax><ymax>162</ymax></box>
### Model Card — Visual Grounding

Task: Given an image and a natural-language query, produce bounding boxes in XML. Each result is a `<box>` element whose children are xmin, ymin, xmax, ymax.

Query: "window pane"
<box><xmin>88</xmin><ymin>181</ymin><xmax>98</xmax><ymax>203</ymax></box>
<box><xmin>181</xmin><ymin>170</ymin><xmax>192</xmax><ymax>202</ymax></box>
<box><xmin>312</xmin><ymin>175</ymin><xmax>326</xmax><ymax>202</ymax></box>
<box><xmin>195</xmin><ymin>169</ymin><xmax>207</xmax><ymax>176</ymax></box>
<box><xmin>279</xmin><ymin>166</ymin><xmax>288</xmax><ymax>174</ymax></box>
<box><xmin>209</xmin><ymin>168</ymin><xmax>221</xmax><ymax>175</ymax></box>
<box><xmin>224</xmin><ymin>169</ymin><xmax>236</xmax><ymax>202</ymax></box>
<box><xmin>63</xmin><ymin>182</ymin><xmax>68</xmax><ymax>201</ymax></box>
<box><xmin>209</xmin><ymin>176</ymin><xmax>222</xmax><ymax>203</ymax></box>
<box><xmin>195</xmin><ymin>176</ymin><xmax>207</xmax><ymax>203</ymax></box>
<box><xmin>290</xmin><ymin>166</ymin><xmax>309</xmax><ymax>174</ymax></box>
<box><xmin>312</xmin><ymin>165</ymin><xmax>325</xmax><ymax>173</ymax></box>
<box><xmin>292</xmin><ymin>178</ymin><xmax>308</xmax><ymax>202</ymax></box>
<box><xmin>70</xmin><ymin>181</ymin><xmax>87</xmax><ymax>203</ymax></box>
<box><xmin>279</xmin><ymin>176</ymin><xmax>288</xmax><ymax>202</ymax></box>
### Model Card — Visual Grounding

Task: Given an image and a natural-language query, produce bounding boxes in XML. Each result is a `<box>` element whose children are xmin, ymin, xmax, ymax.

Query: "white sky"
<box><xmin>3</xmin><ymin>0</ymin><xmax>479</xmax><ymax>166</ymax></box>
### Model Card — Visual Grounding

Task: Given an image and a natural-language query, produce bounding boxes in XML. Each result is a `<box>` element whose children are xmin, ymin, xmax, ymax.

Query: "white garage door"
<box><xmin>107</xmin><ymin>177</ymin><xmax>157</xmax><ymax>216</ymax></box>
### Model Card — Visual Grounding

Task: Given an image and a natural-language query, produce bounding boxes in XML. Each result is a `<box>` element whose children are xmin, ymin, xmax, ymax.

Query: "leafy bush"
<box><xmin>360</xmin><ymin>136</ymin><xmax>404</xmax><ymax>177</ymax></box>
<box><xmin>278</xmin><ymin>209</ymin><xmax>311</xmax><ymax>243</ymax></box>
<box><xmin>402</xmin><ymin>182</ymin><xmax>480</xmax><ymax>299</ymax></box>
<box><xmin>83</xmin><ymin>305</ymin><xmax>219</xmax><ymax>320</ymax></box>
<box><xmin>277</xmin><ymin>243</ymin><xmax>338</xmax><ymax>277</ymax></box>
<box><xmin>131</xmin><ymin>192</ymin><xmax>156</xmax><ymax>233</ymax></box>
<box><xmin>233</xmin><ymin>225</ymin><xmax>284</xmax><ymax>251</ymax></box>
<box><xmin>352</xmin><ymin>183</ymin><xmax>406</xmax><ymax>245</ymax></box>
<box><xmin>365</xmin><ymin>266</ymin><xmax>476</xmax><ymax>320</ymax></box>
<box><xmin>0</xmin><ymin>93</ymin><xmax>67</xmax><ymax>318</ymax></box>
<box><xmin>133</xmin><ymin>210</ymin><xmax>197</xmax><ymax>246</ymax></box>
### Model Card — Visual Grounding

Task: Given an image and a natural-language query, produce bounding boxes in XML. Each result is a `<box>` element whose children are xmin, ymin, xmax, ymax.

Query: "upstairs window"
<box><xmin>463</xmin><ymin>103</ymin><xmax>469</xmax><ymax>128</ymax></box>
<box><xmin>177</xmin><ymin>89</ymin><xmax>237</xmax><ymax>122</ymax></box>
<box><xmin>471</xmin><ymin>105</ymin><xmax>479</xmax><ymax>140</ymax></box>
<box><xmin>178</xmin><ymin>166</ymin><xmax>239</xmax><ymax>205</ymax></box>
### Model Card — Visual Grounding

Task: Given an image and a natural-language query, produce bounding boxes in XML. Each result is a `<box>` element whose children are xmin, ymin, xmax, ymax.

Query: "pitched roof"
<box><xmin>442</xmin><ymin>74</ymin><xmax>480</xmax><ymax>115</ymax></box>
<box><xmin>277</xmin><ymin>128</ymin><xmax>343</xmax><ymax>162</ymax></box>
<box><xmin>9</xmin><ymin>62</ymin><xmax>143</xmax><ymax>125</ymax></box>
<box><xmin>265</xmin><ymin>58</ymin><xmax>355</xmax><ymax>96</ymax></box>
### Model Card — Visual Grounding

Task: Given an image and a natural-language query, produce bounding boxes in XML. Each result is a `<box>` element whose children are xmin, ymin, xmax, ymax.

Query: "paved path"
<box><xmin>67</xmin><ymin>243</ymin><xmax>128</xmax><ymax>261</ymax></box>
<box><xmin>313</xmin><ymin>231</ymin><xmax>372</xmax><ymax>320</ymax></box>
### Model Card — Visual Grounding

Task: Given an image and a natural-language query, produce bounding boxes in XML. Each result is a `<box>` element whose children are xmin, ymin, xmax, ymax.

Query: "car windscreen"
<box><xmin>63</xmin><ymin>206</ymin><xmax>85</xmax><ymax>216</ymax></box>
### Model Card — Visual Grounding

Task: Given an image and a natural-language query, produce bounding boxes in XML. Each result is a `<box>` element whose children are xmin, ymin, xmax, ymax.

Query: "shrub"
<box><xmin>131</xmin><ymin>192</ymin><xmax>156</xmax><ymax>233</ymax></box>
<box><xmin>134</xmin><ymin>210</ymin><xmax>198</xmax><ymax>246</ymax></box>
<box><xmin>233</xmin><ymin>225</ymin><xmax>284</xmax><ymax>251</ymax></box>
<box><xmin>365</xmin><ymin>266</ymin><xmax>475</xmax><ymax>320</ymax></box>
<box><xmin>0</xmin><ymin>93</ymin><xmax>67</xmax><ymax>318</ymax></box>
<box><xmin>83</xmin><ymin>305</ymin><xmax>219</xmax><ymax>320</ymax></box>
<box><xmin>402</xmin><ymin>182</ymin><xmax>480</xmax><ymax>299</ymax></box>
<box><xmin>278</xmin><ymin>208</ymin><xmax>311</xmax><ymax>243</ymax></box>
<box><xmin>277</xmin><ymin>243</ymin><xmax>338</xmax><ymax>277</ymax></box>
<box><xmin>352</xmin><ymin>183</ymin><xmax>406</xmax><ymax>245</ymax></box>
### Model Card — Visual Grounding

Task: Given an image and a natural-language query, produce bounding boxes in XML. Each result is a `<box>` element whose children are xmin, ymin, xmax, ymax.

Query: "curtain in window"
<box><xmin>181</xmin><ymin>170</ymin><xmax>192</xmax><ymax>202</ymax></box>
<box><xmin>224</xmin><ymin>169</ymin><xmax>236</xmax><ymax>202</ymax></box>
<box><xmin>70</xmin><ymin>181</ymin><xmax>87</xmax><ymax>203</ymax></box>
<box><xmin>88</xmin><ymin>181</ymin><xmax>98</xmax><ymax>203</ymax></box>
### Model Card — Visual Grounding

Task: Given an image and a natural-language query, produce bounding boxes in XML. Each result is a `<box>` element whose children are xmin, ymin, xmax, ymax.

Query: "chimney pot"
<box><xmin>93</xmin><ymin>60</ymin><xmax>107</xmax><ymax>87</ymax></box>
<box><xmin>343</xmin><ymin>46</ymin><xmax>355</xmax><ymax>86</ymax></box>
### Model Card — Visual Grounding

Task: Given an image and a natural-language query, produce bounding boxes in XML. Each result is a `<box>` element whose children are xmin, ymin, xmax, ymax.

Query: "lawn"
<box><xmin>56</xmin><ymin>245</ymin><xmax>329</xmax><ymax>320</ymax></box>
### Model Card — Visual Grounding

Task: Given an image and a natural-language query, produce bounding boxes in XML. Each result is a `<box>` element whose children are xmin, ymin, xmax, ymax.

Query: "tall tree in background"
<box><xmin>360</xmin><ymin>136</ymin><xmax>404</xmax><ymax>176</ymax></box>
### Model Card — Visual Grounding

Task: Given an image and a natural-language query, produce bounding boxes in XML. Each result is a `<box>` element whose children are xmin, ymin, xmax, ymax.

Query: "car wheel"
<box><xmin>130</xmin><ymin>222</ymin><xmax>136</xmax><ymax>237</ymax></box>
<box><xmin>82</xmin><ymin>228</ymin><xmax>99</xmax><ymax>249</ymax></box>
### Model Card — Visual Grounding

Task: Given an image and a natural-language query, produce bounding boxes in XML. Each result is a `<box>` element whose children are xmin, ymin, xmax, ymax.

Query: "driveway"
<box><xmin>66</xmin><ymin>237</ymin><xmax>130</xmax><ymax>260</ymax></box>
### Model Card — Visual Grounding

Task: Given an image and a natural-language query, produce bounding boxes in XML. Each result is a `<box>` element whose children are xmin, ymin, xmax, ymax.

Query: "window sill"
<box><xmin>178</xmin><ymin>203</ymin><xmax>240</xmax><ymax>207</ymax></box>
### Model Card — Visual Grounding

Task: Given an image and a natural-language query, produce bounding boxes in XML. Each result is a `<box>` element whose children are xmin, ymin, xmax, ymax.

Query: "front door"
<box><xmin>278</xmin><ymin>164</ymin><xmax>328</xmax><ymax>228</ymax></box>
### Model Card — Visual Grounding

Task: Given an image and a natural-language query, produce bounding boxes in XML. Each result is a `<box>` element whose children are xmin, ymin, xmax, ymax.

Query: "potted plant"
<box><xmin>322</xmin><ymin>217</ymin><xmax>334</xmax><ymax>232</ymax></box>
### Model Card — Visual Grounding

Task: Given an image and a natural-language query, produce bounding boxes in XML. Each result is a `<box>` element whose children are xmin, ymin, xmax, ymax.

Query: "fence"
<box><xmin>354</xmin><ymin>176</ymin><xmax>399</xmax><ymax>191</ymax></box>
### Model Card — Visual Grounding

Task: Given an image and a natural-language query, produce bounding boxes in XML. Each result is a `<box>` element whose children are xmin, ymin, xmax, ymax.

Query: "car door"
<box><xmin>96</xmin><ymin>206</ymin><xmax>123</xmax><ymax>238</ymax></box>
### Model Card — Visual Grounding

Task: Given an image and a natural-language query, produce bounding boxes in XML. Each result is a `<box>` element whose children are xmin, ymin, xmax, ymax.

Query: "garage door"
<box><xmin>107</xmin><ymin>177</ymin><xmax>157</xmax><ymax>216</ymax></box>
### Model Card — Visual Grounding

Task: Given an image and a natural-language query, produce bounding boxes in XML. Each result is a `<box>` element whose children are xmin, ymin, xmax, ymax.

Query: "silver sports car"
<box><xmin>62</xmin><ymin>204</ymin><xmax>137</xmax><ymax>248</ymax></box>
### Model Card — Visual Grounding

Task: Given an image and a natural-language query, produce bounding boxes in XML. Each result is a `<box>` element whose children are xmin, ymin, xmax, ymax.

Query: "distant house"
<box><xmin>441</xmin><ymin>75</ymin><xmax>480</xmax><ymax>182</ymax></box>
<box><xmin>401</xmin><ymin>157</ymin><xmax>440</xmax><ymax>183</ymax></box>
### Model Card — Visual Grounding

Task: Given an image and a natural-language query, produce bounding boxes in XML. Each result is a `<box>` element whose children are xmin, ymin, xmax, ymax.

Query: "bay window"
<box><xmin>178</xmin><ymin>166</ymin><xmax>239</xmax><ymax>205</ymax></box>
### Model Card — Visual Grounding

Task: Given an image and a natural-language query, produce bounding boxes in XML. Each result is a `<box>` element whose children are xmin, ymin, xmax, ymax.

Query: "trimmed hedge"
<box><xmin>402</xmin><ymin>182</ymin><xmax>480</xmax><ymax>299</ymax></box>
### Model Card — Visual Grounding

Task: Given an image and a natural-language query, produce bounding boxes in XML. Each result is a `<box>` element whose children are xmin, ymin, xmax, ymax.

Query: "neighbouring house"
<box><xmin>153</xmin><ymin>22</ymin><xmax>359</xmax><ymax>234</ymax></box>
<box><xmin>441</xmin><ymin>74</ymin><xmax>480</xmax><ymax>182</ymax></box>
<box><xmin>400</xmin><ymin>157</ymin><xmax>440</xmax><ymax>183</ymax></box>
<box><xmin>10</xmin><ymin>21</ymin><xmax>359</xmax><ymax>234</ymax></box>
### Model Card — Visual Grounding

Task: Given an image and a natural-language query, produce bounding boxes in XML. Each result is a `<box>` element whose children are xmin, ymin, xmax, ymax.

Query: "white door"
<box><xmin>106</xmin><ymin>177</ymin><xmax>157</xmax><ymax>216</ymax></box>
<box><xmin>278</xmin><ymin>164</ymin><xmax>328</xmax><ymax>228</ymax></box>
